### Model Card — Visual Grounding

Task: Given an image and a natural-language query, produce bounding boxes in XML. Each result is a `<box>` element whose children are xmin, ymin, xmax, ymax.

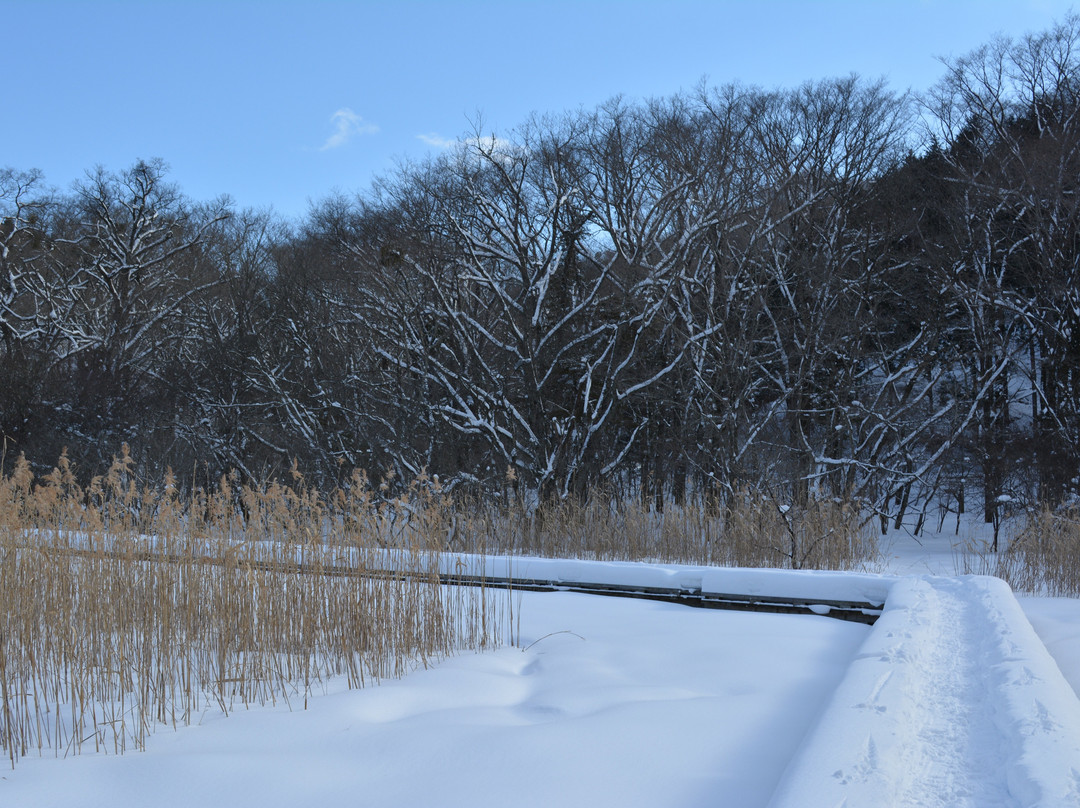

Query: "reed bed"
<box><xmin>0</xmin><ymin>446</ymin><xmax>879</xmax><ymax>767</ymax></box>
<box><xmin>960</xmin><ymin>504</ymin><xmax>1080</xmax><ymax>596</ymax></box>
<box><xmin>450</xmin><ymin>488</ymin><xmax>876</xmax><ymax>571</ymax></box>
<box><xmin>0</xmin><ymin>449</ymin><xmax>502</xmax><ymax>767</ymax></box>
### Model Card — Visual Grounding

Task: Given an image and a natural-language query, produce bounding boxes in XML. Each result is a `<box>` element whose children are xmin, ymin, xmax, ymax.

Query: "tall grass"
<box><xmin>450</xmin><ymin>487</ymin><xmax>876</xmax><ymax>571</ymax></box>
<box><xmin>0</xmin><ymin>447</ymin><xmax>882</xmax><ymax>767</ymax></box>
<box><xmin>962</xmin><ymin>504</ymin><xmax>1080</xmax><ymax>596</ymax></box>
<box><xmin>0</xmin><ymin>449</ymin><xmax>500</xmax><ymax>767</ymax></box>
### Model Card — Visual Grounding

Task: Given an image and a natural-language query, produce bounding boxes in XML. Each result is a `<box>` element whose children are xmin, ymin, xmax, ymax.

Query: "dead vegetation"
<box><xmin>452</xmin><ymin>487</ymin><xmax>876</xmax><ymax>571</ymax></box>
<box><xmin>0</xmin><ymin>447</ymin><xmax>884</xmax><ymax>767</ymax></box>
<box><xmin>0</xmin><ymin>448</ymin><xmax>501</xmax><ymax>767</ymax></box>
<box><xmin>958</xmin><ymin>504</ymin><xmax>1080</xmax><ymax>597</ymax></box>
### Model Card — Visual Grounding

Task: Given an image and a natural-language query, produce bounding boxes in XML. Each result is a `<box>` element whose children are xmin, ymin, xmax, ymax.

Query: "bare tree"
<box><xmin>924</xmin><ymin>15</ymin><xmax>1080</xmax><ymax>528</ymax></box>
<box><xmin>40</xmin><ymin>160</ymin><xmax>232</xmax><ymax>468</ymax></box>
<box><xmin>702</xmin><ymin>76</ymin><xmax>953</xmax><ymax>520</ymax></box>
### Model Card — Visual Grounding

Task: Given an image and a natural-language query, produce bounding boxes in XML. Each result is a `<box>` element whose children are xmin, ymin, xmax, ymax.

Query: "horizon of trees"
<box><xmin>3</xmin><ymin>16</ymin><xmax>1080</xmax><ymax>534</ymax></box>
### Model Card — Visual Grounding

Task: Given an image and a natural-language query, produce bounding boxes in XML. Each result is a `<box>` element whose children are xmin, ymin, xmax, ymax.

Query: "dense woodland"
<box><xmin>3</xmin><ymin>19</ymin><xmax>1080</xmax><ymax>531</ymax></box>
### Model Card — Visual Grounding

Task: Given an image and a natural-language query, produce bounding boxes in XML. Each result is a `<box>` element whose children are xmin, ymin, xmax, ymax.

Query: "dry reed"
<box><xmin>0</xmin><ymin>449</ymin><xmax>501</xmax><ymax>767</ymax></box>
<box><xmin>961</xmin><ymin>504</ymin><xmax>1080</xmax><ymax>596</ymax></box>
<box><xmin>449</xmin><ymin>487</ymin><xmax>875</xmax><ymax>571</ymax></box>
<box><xmin>0</xmin><ymin>447</ymin><xmax>882</xmax><ymax>768</ymax></box>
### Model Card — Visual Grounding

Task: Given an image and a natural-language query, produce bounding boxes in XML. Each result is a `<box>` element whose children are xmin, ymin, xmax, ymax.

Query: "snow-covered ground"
<box><xmin>772</xmin><ymin>574</ymin><xmax>1080</xmax><ymax>807</ymax></box>
<box><xmin>4</xmin><ymin>527</ymin><xmax>1080</xmax><ymax>807</ymax></box>
<box><xmin>3</xmin><ymin>592</ymin><xmax>867</xmax><ymax>808</ymax></box>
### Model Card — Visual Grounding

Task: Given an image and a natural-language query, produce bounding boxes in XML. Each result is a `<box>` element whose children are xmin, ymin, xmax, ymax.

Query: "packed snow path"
<box><xmin>770</xmin><ymin>575</ymin><xmax>1080</xmax><ymax>808</ymax></box>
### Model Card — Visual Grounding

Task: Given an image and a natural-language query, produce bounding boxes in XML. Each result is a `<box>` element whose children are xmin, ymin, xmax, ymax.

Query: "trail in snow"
<box><xmin>769</xmin><ymin>575</ymin><xmax>1080</xmax><ymax>808</ymax></box>
<box><xmin>856</xmin><ymin>578</ymin><xmax>1012</xmax><ymax>807</ymax></box>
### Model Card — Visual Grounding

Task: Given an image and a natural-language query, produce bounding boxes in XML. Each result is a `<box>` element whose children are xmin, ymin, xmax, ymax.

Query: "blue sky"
<box><xmin>2</xmin><ymin>0</ymin><xmax>1076</xmax><ymax>219</ymax></box>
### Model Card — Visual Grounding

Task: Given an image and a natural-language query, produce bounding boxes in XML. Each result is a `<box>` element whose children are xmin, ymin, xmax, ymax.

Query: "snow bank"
<box><xmin>768</xmin><ymin>575</ymin><xmax>1080</xmax><ymax>808</ymax></box>
<box><xmin>1019</xmin><ymin>597</ymin><xmax>1080</xmax><ymax>698</ymax></box>
<box><xmin>443</xmin><ymin>552</ymin><xmax>895</xmax><ymax>606</ymax></box>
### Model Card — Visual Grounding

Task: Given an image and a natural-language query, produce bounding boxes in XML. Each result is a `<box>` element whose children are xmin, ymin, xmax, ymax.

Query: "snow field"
<box><xmin>2</xmin><ymin>590</ymin><xmax>868</xmax><ymax>808</ymax></box>
<box><xmin>373</xmin><ymin>555</ymin><xmax>1080</xmax><ymax>806</ymax></box>
<box><xmin>4</xmin><ymin>553</ymin><xmax>1080</xmax><ymax>807</ymax></box>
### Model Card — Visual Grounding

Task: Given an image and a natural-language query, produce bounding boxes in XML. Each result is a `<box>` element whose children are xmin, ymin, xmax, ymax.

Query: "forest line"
<box><xmin>2</xmin><ymin>17</ymin><xmax>1080</xmax><ymax>533</ymax></box>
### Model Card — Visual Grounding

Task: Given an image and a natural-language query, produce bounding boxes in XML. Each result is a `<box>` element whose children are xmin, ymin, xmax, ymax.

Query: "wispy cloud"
<box><xmin>417</xmin><ymin>132</ymin><xmax>455</xmax><ymax>149</ymax></box>
<box><xmin>418</xmin><ymin>133</ymin><xmax>520</xmax><ymax>164</ymax></box>
<box><xmin>321</xmin><ymin>108</ymin><xmax>378</xmax><ymax>151</ymax></box>
<box><xmin>466</xmin><ymin>135</ymin><xmax>515</xmax><ymax>155</ymax></box>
